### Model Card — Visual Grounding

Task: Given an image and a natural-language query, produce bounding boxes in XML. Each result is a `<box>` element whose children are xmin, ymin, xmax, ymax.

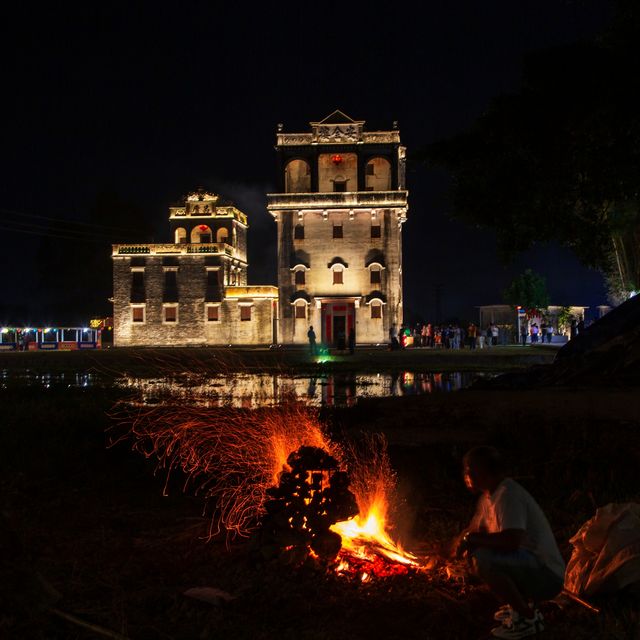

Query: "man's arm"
<box><xmin>464</xmin><ymin>528</ymin><xmax>525</xmax><ymax>554</ymax></box>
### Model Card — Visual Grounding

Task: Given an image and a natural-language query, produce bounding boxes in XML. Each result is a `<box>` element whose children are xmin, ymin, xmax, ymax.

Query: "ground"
<box><xmin>1</xmin><ymin>348</ymin><xmax>638</xmax><ymax>639</ymax></box>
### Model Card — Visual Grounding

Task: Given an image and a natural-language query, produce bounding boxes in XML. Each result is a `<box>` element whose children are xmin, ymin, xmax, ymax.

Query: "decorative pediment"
<box><xmin>315</xmin><ymin>110</ymin><xmax>360</xmax><ymax>125</ymax></box>
<box><xmin>310</xmin><ymin>110</ymin><xmax>365</xmax><ymax>144</ymax></box>
<box><xmin>327</xmin><ymin>256</ymin><xmax>348</xmax><ymax>269</ymax></box>
<box><xmin>365</xmin><ymin>291</ymin><xmax>387</xmax><ymax>304</ymax></box>
<box><xmin>365</xmin><ymin>249</ymin><xmax>386</xmax><ymax>268</ymax></box>
<box><xmin>290</xmin><ymin>291</ymin><xmax>311</xmax><ymax>303</ymax></box>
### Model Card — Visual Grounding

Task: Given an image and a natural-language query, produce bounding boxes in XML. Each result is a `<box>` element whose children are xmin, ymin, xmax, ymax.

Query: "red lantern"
<box><xmin>198</xmin><ymin>224</ymin><xmax>208</xmax><ymax>231</ymax></box>
<box><xmin>331</xmin><ymin>154</ymin><xmax>343</xmax><ymax>165</ymax></box>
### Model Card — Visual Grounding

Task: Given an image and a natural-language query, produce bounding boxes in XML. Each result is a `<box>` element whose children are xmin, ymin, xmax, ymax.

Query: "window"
<box><xmin>206</xmin><ymin>305</ymin><xmax>219</xmax><ymax>322</ymax></box>
<box><xmin>131</xmin><ymin>270</ymin><xmax>145</xmax><ymax>303</ymax></box>
<box><xmin>132</xmin><ymin>306</ymin><xmax>145</xmax><ymax>323</ymax></box>
<box><xmin>163</xmin><ymin>305</ymin><xmax>178</xmax><ymax>323</ymax></box>
<box><xmin>217</xmin><ymin>228</ymin><xmax>229</xmax><ymax>244</ymax></box>
<box><xmin>200</xmin><ymin>233</ymin><xmax>212</xmax><ymax>243</ymax></box>
<box><xmin>295</xmin><ymin>269</ymin><xmax>305</xmax><ymax>285</ymax></box>
<box><xmin>175</xmin><ymin>228</ymin><xmax>187</xmax><ymax>243</ymax></box>
<box><xmin>370</xmin><ymin>268</ymin><xmax>381</xmax><ymax>285</ymax></box>
<box><xmin>371</xmin><ymin>304</ymin><xmax>382</xmax><ymax>319</ymax></box>
<box><xmin>333</xmin><ymin>180</ymin><xmax>347</xmax><ymax>192</ymax></box>
<box><xmin>333</xmin><ymin>269</ymin><xmax>343</xmax><ymax>285</ymax></box>
<box><xmin>240</xmin><ymin>305</ymin><xmax>252</xmax><ymax>321</ymax></box>
<box><xmin>294</xmin><ymin>224</ymin><xmax>304</xmax><ymax>240</ymax></box>
<box><xmin>371</xmin><ymin>225</ymin><xmax>381</xmax><ymax>239</ymax></box>
<box><xmin>333</xmin><ymin>224</ymin><xmax>343</xmax><ymax>239</ymax></box>
<box><xmin>295</xmin><ymin>304</ymin><xmax>306</xmax><ymax>319</ymax></box>
<box><xmin>366</xmin><ymin>163</ymin><xmax>375</xmax><ymax>176</ymax></box>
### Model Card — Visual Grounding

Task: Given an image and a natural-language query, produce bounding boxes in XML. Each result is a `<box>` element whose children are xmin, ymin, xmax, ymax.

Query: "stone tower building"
<box><xmin>111</xmin><ymin>188</ymin><xmax>277</xmax><ymax>346</ymax></box>
<box><xmin>267</xmin><ymin>111</ymin><xmax>408</xmax><ymax>345</ymax></box>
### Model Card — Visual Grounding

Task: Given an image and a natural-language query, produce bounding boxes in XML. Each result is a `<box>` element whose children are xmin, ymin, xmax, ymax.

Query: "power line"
<box><xmin>0</xmin><ymin>206</ymin><xmax>149</xmax><ymax>234</ymax></box>
<box><xmin>0</xmin><ymin>218</ymin><xmax>132</xmax><ymax>240</ymax></box>
<box><xmin>0</xmin><ymin>225</ymin><xmax>122</xmax><ymax>243</ymax></box>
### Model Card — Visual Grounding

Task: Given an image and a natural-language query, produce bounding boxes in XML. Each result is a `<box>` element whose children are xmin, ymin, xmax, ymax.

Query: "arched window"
<box><xmin>294</xmin><ymin>301</ymin><xmax>307</xmax><ymax>320</ymax></box>
<box><xmin>175</xmin><ymin>227</ymin><xmax>187</xmax><ymax>244</ymax></box>
<box><xmin>191</xmin><ymin>225</ymin><xmax>212</xmax><ymax>243</ymax></box>
<box><xmin>368</xmin><ymin>262</ymin><xmax>385</xmax><ymax>285</ymax></box>
<box><xmin>285</xmin><ymin>159</ymin><xmax>311</xmax><ymax>193</ymax></box>
<box><xmin>332</xmin><ymin>265</ymin><xmax>344</xmax><ymax>285</ymax></box>
<box><xmin>370</xmin><ymin>301</ymin><xmax>382</xmax><ymax>319</ymax></box>
<box><xmin>365</xmin><ymin>157</ymin><xmax>392</xmax><ymax>191</ymax></box>
<box><xmin>217</xmin><ymin>227</ymin><xmax>229</xmax><ymax>244</ymax></box>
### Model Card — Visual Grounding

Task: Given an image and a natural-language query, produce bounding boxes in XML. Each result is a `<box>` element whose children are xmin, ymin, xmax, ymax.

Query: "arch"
<box><xmin>285</xmin><ymin>158</ymin><xmax>311</xmax><ymax>193</ymax></box>
<box><xmin>175</xmin><ymin>227</ymin><xmax>187</xmax><ymax>244</ymax></box>
<box><xmin>365</xmin><ymin>249</ymin><xmax>386</xmax><ymax>268</ymax></box>
<box><xmin>191</xmin><ymin>225</ymin><xmax>212</xmax><ymax>243</ymax></box>
<box><xmin>365</xmin><ymin>157</ymin><xmax>392</xmax><ymax>191</ymax></box>
<box><xmin>216</xmin><ymin>227</ymin><xmax>229</xmax><ymax>244</ymax></box>
<box><xmin>327</xmin><ymin>256</ymin><xmax>348</xmax><ymax>269</ymax></box>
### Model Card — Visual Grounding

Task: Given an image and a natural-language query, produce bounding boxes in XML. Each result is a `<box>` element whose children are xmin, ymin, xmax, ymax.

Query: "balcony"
<box><xmin>113</xmin><ymin>243</ymin><xmax>235</xmax><ymax>257</ymax></box>
<box><xmin>266</xmin><ymin>190</ymin><xmax>408</xmax><ymax>212</ymax></box>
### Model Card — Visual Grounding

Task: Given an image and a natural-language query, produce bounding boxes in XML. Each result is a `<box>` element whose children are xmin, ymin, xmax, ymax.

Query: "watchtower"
<box><xmin>267</xmin><ymin>110</ymin><xmax>408</xmax><ymax>345</ymax></box>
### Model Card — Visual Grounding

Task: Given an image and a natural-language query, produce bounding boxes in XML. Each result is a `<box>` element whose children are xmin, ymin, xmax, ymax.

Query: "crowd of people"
<box><xmin>389</xmin><ymin>322</ymin><xmax>504</xmax><ymax>350</ymax></box>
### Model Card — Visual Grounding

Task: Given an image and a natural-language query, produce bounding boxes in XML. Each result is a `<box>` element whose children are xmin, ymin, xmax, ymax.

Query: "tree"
<box><xmin>423</xmin><ymin>3</ymin><xmax>640</xmax><ymax>302</ymax></box>
<box><xmin>503</xmin><ymin>269</ymin><xmax>550</xmax><ymax>317</ymax></box>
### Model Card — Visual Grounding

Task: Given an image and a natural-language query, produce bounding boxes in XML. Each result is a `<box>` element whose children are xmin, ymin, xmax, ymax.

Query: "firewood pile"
<box><xmin>258</xmin><ymin>446</ymin><xmax>359</xmax><ymax>564</ymax></box>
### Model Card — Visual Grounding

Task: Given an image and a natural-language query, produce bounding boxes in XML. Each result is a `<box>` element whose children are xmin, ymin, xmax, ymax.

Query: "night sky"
<box><xmin>0</xmin><ymin>1</ymin><xmax>613</xmax><ymax>326</ymax></box>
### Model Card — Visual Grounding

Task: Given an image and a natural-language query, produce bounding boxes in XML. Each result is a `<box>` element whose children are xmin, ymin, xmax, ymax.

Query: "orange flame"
<box><xmin>111</xmin><ymin>371</ymin><xmax>419</xmax><ymax>572</ymax></box>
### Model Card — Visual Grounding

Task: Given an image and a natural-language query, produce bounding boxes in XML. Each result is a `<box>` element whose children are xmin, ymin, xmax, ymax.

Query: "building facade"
<box><xmin>112</xmin><ymin>190</ymin><xmax>277</xmax><ymax>346</ymax></box>
<box><xmin>112</xmin><ymin>111</ymin><xmax>408</xmax><ymax>347</ymax></box>
<box><xmin>267</xmin><ymin>110</ymin><xmax>408</xmax><ymax>345</ymax></box>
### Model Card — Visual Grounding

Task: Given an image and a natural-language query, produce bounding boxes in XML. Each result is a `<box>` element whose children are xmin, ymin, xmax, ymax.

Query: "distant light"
<box><xmin>83</xmin><ymin>328</ymin><xmax>89</xmax><ymax>332</ymax></box>
<box><xmin>44</xmin><ymin>328</ymin><xmax>51</xmax><ymax>333</ymax></box>
<box><xmin>1</xmin><ymin>328</ymin><xmax>7</xmax><ymax>334</ymax></box>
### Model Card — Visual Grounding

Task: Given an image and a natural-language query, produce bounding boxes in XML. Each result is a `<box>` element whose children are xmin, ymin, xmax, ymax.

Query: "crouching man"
<box><xmin>454</xmin><ymin>446</ymin><xmax>565</xmax><ymax>639</ymax></box>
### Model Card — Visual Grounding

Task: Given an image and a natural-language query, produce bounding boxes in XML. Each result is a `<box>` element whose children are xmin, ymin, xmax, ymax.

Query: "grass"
<box><xmin>0</xmin><ymin>344</ymin><xmax>558</xmax><ymax>380</ymax></box>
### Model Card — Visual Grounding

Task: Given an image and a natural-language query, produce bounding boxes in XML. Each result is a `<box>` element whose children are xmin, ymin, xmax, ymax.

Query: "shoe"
<box><xmin>493</xmin><ymin>605</ymin><xmax>513</xmax><ymax>622</ymax></box>
<box><xmin>491</xmin><ymin>611</ymin><xmax>544</xmax><ymax>639</ymax></box>
<box><xmin>493</xmin><ymin>605</ymin><xmax>538</xmax><ymax>623</ymax></box>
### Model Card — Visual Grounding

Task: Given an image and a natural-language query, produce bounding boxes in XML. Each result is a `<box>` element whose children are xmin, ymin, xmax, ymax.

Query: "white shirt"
<box><xmin>471</xmin><ymin>478</ymin><xmax>565</xmax><ymax>580</ymax></box>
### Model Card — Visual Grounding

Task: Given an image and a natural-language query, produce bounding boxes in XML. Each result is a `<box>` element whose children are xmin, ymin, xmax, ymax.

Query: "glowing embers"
<box><xmin>260</xmin><ymin>442</ymin><xmax>420</xmax><ymax>580</ymax></box>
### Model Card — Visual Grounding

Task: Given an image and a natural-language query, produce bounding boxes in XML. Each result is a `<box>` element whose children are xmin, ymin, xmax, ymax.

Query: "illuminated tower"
<box><xmin>267</xmin><ymin>111</ymin><xmax>408</xmax><ymax>345</ymax></box>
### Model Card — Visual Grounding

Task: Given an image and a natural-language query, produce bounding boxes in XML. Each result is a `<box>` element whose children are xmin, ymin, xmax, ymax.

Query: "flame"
<box><xmin>332</xmin><ymin>502</ymin><xmax>418</xmax><ymax>567</ymax></box>
<box><xmin>110</xmin><ymin>360</ymin><xmax>420</xmax><ymax>576</ymax></box>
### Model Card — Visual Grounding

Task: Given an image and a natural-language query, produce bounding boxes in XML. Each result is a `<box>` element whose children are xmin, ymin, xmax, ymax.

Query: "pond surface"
<box><xmin>117</xmin><ymin>371</ymin><xmax>496</xmax><ymax>407</ymax></box>
<box><xmin>1</xmin><ymin>369</ymin><xmax>498</xmax><ymax>407</ymax></box>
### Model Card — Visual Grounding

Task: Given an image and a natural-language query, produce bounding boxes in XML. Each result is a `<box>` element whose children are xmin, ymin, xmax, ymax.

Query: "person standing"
<box><xmin>491</xmin><ymin>323</ymin><xmax>500</xmax><ymax>347</ymax></box>
<box><xmin>348</xmin><ymin>327</ymin><xmax>356</xmax><ymax>355</ymax></box>
<box><xmin>453</xmin><ymin>447</ymin><xmax>564</xmax><ymax>638</ymax></box>
<box><xmin>545</xmin><ymin>323</ymin><xmax>553</xmax><ymax>344</ymax></box>
<box><xmin>390</xmin><ymin>323</ymin><xmax>400</xmax><ymax>351</ymax></box>
<box><xmin>307</xmin><ymin>326</ymin><xmax>317</xmax><ymax>356</ymax></box>
<box><xmin>421</xmin><ymin>323</ymin><xmax>428</xmax><ymax>347</ymax></box>
<box><xmin>520</xmin><ymin>323</ymin><xmax>528</xmax><ymax>346</ymax></box>
<box><xmin>467</xmin><ymin>322</ymin><xmax>477</xmax><ymax>349</ymax></box>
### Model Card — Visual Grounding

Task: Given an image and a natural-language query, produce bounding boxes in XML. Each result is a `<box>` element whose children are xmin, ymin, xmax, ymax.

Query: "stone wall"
<box><xmin>112</xmin><ymin>255</ymin><xmax>276</xmax><ymax>346</ymax></box>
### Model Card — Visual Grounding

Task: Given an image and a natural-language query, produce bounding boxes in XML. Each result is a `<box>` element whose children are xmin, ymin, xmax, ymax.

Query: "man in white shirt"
<box><xmin>454</xmin><ymin>446</ymin><xmax>565</xmax><ymax>639</ymax></box>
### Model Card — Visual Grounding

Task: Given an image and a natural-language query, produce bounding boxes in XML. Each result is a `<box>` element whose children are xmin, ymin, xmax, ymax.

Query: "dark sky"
<box><xmin>0</xmin><ymin>1</ymin><xmax>613</xmax><ymax>325</ymax></box>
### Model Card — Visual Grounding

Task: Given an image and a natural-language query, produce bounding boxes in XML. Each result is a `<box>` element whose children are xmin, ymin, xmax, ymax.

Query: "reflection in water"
<box><xmin>0</xmin><ymin>369</ymin><xmax>96</xmax><ymax>390</ymax></box>
<box><xmin>114</xmin><ymin>371</ymin><xmax>496</xmax><ymax>408</ymax></box>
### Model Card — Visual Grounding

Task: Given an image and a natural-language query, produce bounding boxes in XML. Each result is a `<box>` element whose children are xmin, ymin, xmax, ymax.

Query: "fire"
<box><xmin>111</xmin><ymin>371</ymin><xmax>422</xmax><ymax>578</ymax></box>
<box><xmin>332</xmin><ymin>502</ymin><xmax>418</xmax><ymax>569</ymax></box>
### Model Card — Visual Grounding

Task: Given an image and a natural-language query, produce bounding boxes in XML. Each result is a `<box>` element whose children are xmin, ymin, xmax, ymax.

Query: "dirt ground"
<box><xmin>1</xmin><ymin>364</ymin><xmax>639</xmax><ymax>639</ymax></box>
